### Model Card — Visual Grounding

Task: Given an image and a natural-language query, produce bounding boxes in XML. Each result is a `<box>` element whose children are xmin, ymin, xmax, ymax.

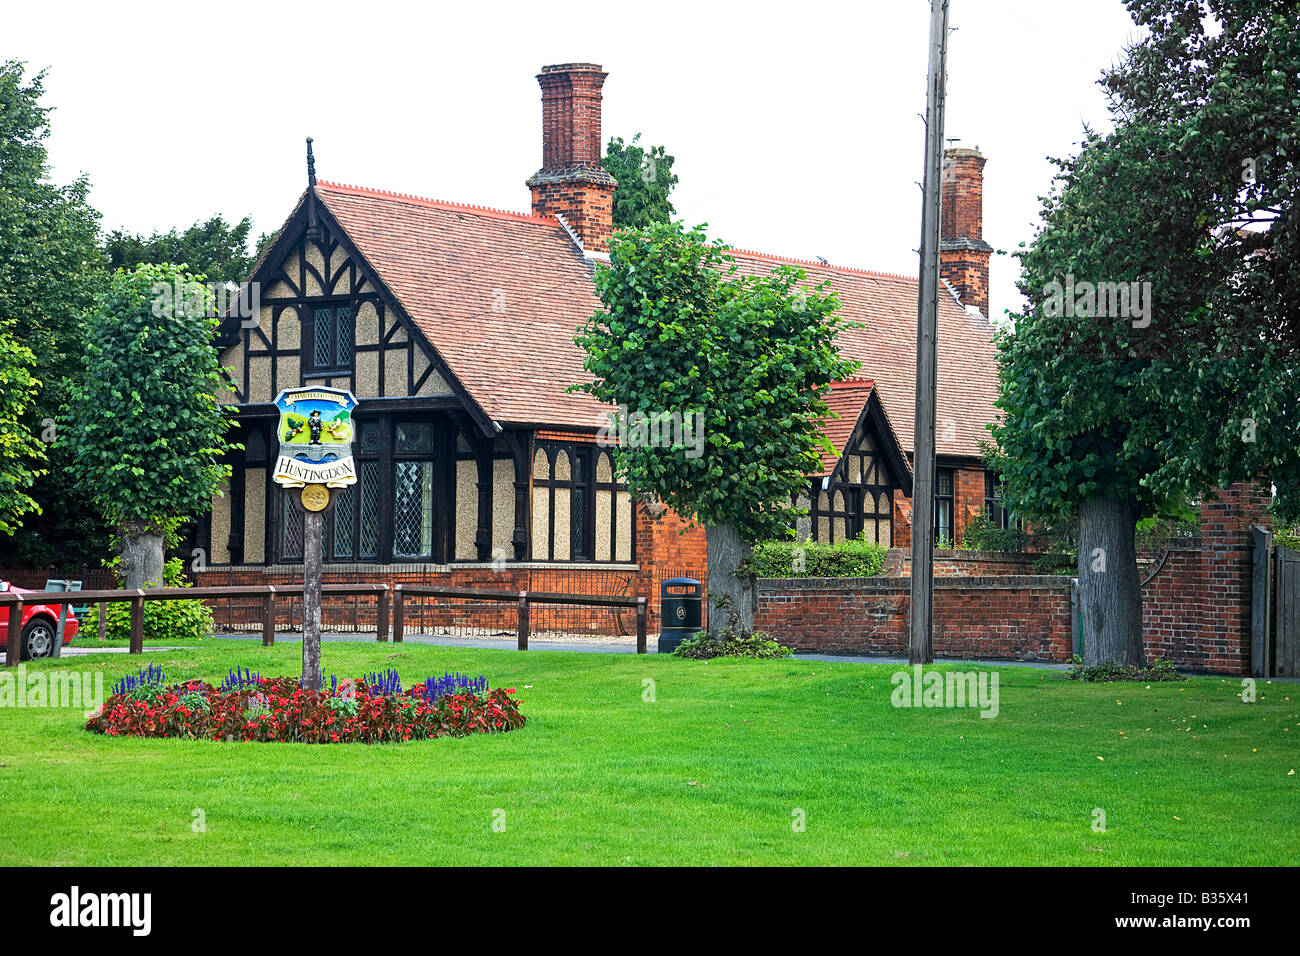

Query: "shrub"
<box><xmin>104</xmin><ymin>557</ymin><xmax>214</xmax><ymax>642</ymax></box>
<box><xmin>958</xmin><ymin>511</ymin><xmax>1033</xmax><ymax>552</ymax></box>
<box><xmin>673</xmin><ymin>630</ymin><xmax>792</xmax><ymax>660</ymax></box>
<box><xmin>747</xmin><ymin>532</ymin><xmax>887</xmax><ymax>578</ymax></box>
<box><xmin>1066</xmin><ymin>656</ymin><xmax>1183</xmax><ymax>682</ymax></box>
<box><xmin>86</xmin><ymin>670</ymin><xmax>524</xmax><ymax>744</ymax></box>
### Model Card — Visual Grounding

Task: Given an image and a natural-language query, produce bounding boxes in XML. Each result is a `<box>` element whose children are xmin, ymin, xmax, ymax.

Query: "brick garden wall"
<box><xmin>755</xmin><ymin>482</ymin><xmax>1270</xmax><ymax>674</ymax></box>
<box><xmin>756</xmin><ymin>576</ymin><xmax>1071</xmax><ymax>660</ymax></box>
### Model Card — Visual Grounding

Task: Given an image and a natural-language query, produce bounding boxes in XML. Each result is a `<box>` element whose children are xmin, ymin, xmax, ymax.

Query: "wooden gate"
<box><xmin>1277</xmin><ymin>544</ymin><xmax>1300</xmax><ymax>678</ymax></box>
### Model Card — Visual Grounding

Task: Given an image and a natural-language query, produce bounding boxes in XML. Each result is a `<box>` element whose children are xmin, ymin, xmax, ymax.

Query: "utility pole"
<box><xmin>910</xmin><ymin>0</ymin><xmax>949</xmax><ymax>665</ymax></box>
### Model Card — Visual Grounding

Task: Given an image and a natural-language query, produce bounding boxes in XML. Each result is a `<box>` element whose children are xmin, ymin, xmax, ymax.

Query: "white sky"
<box><xmin>9</xmin><ymin>0</ymin><xmax>1142</xmax><ymax>322</ymax></box>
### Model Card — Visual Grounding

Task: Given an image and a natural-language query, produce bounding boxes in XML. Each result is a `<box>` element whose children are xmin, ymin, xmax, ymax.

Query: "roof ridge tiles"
<box><xmin>726</xmin><ymin>246</ymin><xmax>917</xmax><ymax>283</ymax></box>
<box><xmin>315</xmin><ymin>180</ymin><xmax>553</xmax><ymax>226</ymax></box>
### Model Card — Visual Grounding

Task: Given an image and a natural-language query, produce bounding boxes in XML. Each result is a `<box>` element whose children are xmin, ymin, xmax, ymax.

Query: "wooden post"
<box><xmin>636</xmin><ymin>596</ymin><xmax>647</xmax><ymax>654</ymax></box>
<box><xmin>262</xmin><ymin>586</ymin><xmax>276</xmax><ymax>647</ymax></box>
<box><xmin>517</xmin><ymin>590</ymin><xmax>529</xmax><ymax>650</ymax></box>
<box><xmin>302</xmin><ymin>507</ymin><xmax>324</xmax><ymax>691</ymax></box>
<box><xmin>377</xmin><ymin>586</ymin><xmax>390</xmax><ymax>642</ymax></box>
<box><xmin>129</xmin><ymin>591</ymin><xmax>144</xmax><ymax>655</ymax></box>
<box><xmin>393</xmin><ymin>584</ymin><xmax>404</xmax><ymax>642</ymax></box>
<box><xmin>4</xmin><ymin>595</ymin><xmax>21</xmax><ymax>665</ymax></box>
<box><xmin>909</xmin><ymin>0</ymin><xmax>949</xmax><ymax>666</ymax></box>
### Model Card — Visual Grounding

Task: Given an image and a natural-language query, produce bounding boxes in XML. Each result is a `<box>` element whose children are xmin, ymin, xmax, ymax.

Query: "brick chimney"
<box><xmin>940</xmin><ymin>147</ymin><xmax>992</xmax><ymax>317</ymax></box>
<box><xmin>526</xmin><ymin>63</ymin><xmax>618</xmax><ymax>255</ymax></box>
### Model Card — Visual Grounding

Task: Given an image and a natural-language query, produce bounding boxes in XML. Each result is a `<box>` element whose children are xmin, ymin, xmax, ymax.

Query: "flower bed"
<box><xmin>86</xmin><ymin>666</ymin><xmax>525</xmax><ymax>744</ymax></box>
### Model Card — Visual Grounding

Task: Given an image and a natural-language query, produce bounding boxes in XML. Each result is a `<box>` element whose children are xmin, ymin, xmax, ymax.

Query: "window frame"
<box><xmin>304</xmin><ymin>301</ymin><xmax>356</xmax><ymax>376</ymax></box>
<box><xmin>532</xmin><ymin>440</ymin><xmax>632</xmax><ymax>563</ymax></box>
<box><xmin>934</xmin><ymin>467</ymin><xmax>955</xmax><ymax>547</ymax></box>
<box><xmin>390</xmin><ymin>421</ymin><xmax>438</xmax><ymax>561</ymax></box>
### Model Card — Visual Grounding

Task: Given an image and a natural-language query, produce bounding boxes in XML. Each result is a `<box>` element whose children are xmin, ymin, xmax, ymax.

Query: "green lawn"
<box><xmin>1</xmin><ymin>642</ymin><xmax>1295</xmax><ymax>865</ymax></box>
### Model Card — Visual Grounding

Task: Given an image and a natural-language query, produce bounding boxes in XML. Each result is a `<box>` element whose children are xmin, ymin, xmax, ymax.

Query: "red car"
<box><xmin>0</xmin><ymin>582</ymin><xmax>80</xmax><ymax>660</ymax></box>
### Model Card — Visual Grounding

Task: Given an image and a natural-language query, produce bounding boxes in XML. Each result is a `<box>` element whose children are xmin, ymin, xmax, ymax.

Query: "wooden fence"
<box><xmin>1</xmin><ymin>583</ymin><xmax>647</xmax><ymax>665</ymax></box>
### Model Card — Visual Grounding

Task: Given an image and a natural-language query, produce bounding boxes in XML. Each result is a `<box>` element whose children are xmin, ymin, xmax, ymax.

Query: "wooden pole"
<box><xmin>377</xmin><ymin>585</ymin><xmax>390</xmax><ymax>642</ymax></box>
<box><xmin>4</xmin><ymin>596</ymin><xmax>22</xmax><ymax>665</ymax></box>
<box><xmin>517</xmin><ymin>590</ymin><xmax>529</xmax><ymax>651</ymax></box>
<box><xmin>393</xmin><ymin>584</ymin><xmax>404</xmax><ymax>642</ymax></box>
<box><xmin>129</xmin><ymin>590</ymin><xmax>144</xmax><ymax>655</ymax></box>
<box><xmin>910</xmin><ymin>0</ymin><xmax>949</xmax><ymax>666</ymax></box>
<box><xmin>262</xmin><ymin>586</ymin><xmax>276</xmax><ymax>647</ymax></box>
<box><xmin>302</xmin><ymin>507</ymin><xmax>324</xmax><ymax>691</ymax></box>
<box><xmin>636</xmin><ymin>596</ymin><xmax>647</xmax><ymax>654</ymax></box>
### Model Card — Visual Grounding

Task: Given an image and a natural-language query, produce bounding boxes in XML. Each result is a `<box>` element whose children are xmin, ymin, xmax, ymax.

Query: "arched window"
<box><xmin>532</xmin><ymin>441</ymin><xmax>633</xmax><ymax>562</ymax></box>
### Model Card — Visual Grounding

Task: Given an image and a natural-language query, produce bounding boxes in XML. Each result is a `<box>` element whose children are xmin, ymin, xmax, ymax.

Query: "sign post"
<box><xmin>271</xmin><ymin>386</ymin><xmax>359</xmax><ymax>691</ymax></box>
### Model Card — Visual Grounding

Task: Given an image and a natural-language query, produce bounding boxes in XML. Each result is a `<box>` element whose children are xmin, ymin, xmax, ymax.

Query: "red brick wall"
<box><xmin>1139</xmin><ymin>482</ymin><xmax>1270</xmax><ymax>673</ymax></box>
<box><xmin>756</xmin><ymin>576</ymin><xmax>1071</xmax><ymax>661</ymax></box>
<box><xmin>883</xmin><ymin>548</ymin><xmax>1039</xmax><ymax>577</ymax></box>
<box><xmin>754</xmin><ymin>482</ymin><xmax>1270</xmax><ymax>675</ymax></box>
<box><xmin>953</xmin><ymin>466</ymin><xmax>985</xmax><ymax>544</ymax></box>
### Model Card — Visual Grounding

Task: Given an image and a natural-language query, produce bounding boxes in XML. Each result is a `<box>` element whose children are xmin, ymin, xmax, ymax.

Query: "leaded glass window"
<box><xmin>359</xmin><ymin>460</ymin><xmax>380</xmax><ymax>559</ymax></box>
<box><xmin>308</xmin><ymin>305</ymin><xmax>354</xmax><ymax>374</ymax></box>
<box><xmin>330</xmin><ymin>486</ymin><xmax>354</xmax><ymax>560</ymax></box>
<box><xmin>935</xmin><ymin>468</ymin><xmax>955</xmax><ymax>547</ymax></box>
<box><xmin>281</xmin><ymin>490</ymin><xmax>304</xmax><ymax>561</ymax></box>
<box><xmin>393</xmin><ymin>460</ymin><xmax>434</xmax><ymax>558</ymax></box>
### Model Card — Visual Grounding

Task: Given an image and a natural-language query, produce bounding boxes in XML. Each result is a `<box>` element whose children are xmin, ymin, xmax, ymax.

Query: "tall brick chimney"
<box><xmin>526</xmin><ymin>63</ymin><xmax>617</xmax><ymax>255</ymax></box>
<box><xmin>940</xmin><ymin>147</ymin><xmax>992</xmax><ymax>317</ymax></box>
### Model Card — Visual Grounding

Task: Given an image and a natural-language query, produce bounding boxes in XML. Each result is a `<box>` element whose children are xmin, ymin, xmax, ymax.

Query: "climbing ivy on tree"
<box><xmin>602</xmin><ymin>134</ymin><xmax>679</xmax><ymax>229</ymax></box>
<box><xmin>575</xmin><ymin>221</ymin><xmax>858</xmax><ymax>635</ymax></box>
<box><xmin>993</xmin><ymin>0</ymin><xmax>1300</xmax><ymax>666</ymax></box>
<box><xmin>62</xmin><ymin>263</ymin><xmax>235</xmax><ymax>589</ymax></box>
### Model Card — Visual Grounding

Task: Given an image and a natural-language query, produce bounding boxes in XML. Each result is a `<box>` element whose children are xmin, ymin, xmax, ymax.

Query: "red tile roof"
<box><xmin>725</xmin><ymin>248</ymin><xmax>1000</xmax><ymax>461</ymax></box>
<box><xmin>817</xmin><ymin>378</ymin><xmax>876</xmax><ymax>476</ymax></box>
<box><xmin>313</xmin><ymin>181</ymin><xmax>999</xmax><ymax>459</ymax></box>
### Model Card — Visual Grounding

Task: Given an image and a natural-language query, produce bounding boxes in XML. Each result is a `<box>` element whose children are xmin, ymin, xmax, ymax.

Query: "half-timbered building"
<box><xmin>201</xmin><ymin>62</ymin><xmax>1002</xmax><ymax>597</ymax></box>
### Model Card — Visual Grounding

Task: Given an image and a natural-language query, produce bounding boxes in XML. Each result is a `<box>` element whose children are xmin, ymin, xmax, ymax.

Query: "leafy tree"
<box><xmin>576</xmin><ymin>221</ymin><xmax>858</xmax><ymax>634</ymax></box>
<box><xmin>993</xmin><ymin>0</ymin><xmax>1300</xmax><ymax>665</ymax></box>
<box><xmin>0</xmin><ymin>61</ymin><xmax>108</xmax><ymax>565</ymax></box>
<box><xmin>0</xmin><ymin>322</ymin><xmax>46</xmax><ymax>535</ymax></box>
<box><xmin>602</xmin><ymin>134</ymin><xmax>679</xmax><ymax>229</ymax></box>
<box><xmin>105</xmin><ymin>214</ymin><xmax>254</xmax><ymax>285</ymax></box>
<box><xmin>63</xmin><ymin>263</ymin><xmax>234</xmax><ymax>589</ymax></box>
<box><xmin>254</xmin><ymin>229</ymin><xmax>279</xmax><ymax>263</ymax></box>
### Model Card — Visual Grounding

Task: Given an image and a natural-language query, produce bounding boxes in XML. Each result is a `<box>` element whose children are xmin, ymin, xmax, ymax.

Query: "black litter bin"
<box><xmin>659</xmin><ymin>577</ymin><xmax>703</xmax><ymax>654</ymax></box>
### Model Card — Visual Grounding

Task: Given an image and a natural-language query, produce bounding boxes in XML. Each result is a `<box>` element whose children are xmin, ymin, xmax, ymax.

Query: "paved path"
<box><xmin>14</xmin><ymin>638</ymin><xmax>1281</xmax><ymax>679</ymax></box>
<box><xmin>206</xmin><ymin>632</ymin><xmax>1074</xmax><ymax>669</ymax></box>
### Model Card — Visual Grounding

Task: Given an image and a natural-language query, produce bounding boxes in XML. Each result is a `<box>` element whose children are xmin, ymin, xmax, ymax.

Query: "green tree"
<box><xmin>602</xmin><ymin>134</ymin><xmax>679</xmax><ymax>229</ymax></box>
<box><xmin>992</xmin><ymin>0</ymin><xmax>1300</xmax><ymax>665</ymax></box>
<box><xmin>0</xmin><ymin>61</ymin><xmax>108</xmax><ymax>565</ymax></box>
<box><xmin>63</xmin><ymin>263</ymin><xmax>234</xmax><ymax>589</ymax></box>
<box><xmin>105</xmin><ymin>214</ymin><xmax>254</xmax><ymax>285</ymax></box>
<box><xmin>0</xmin><ymin>322</ymin><xmax>46</xmax><ymax>535</ymax></box>
<box><xmin>576</xmin><ymin>221</ymin><xmax>858</xmax><ymax>634</ymax></box>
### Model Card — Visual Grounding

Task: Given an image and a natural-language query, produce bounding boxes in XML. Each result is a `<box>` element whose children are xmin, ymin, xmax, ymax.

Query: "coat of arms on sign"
<box><xmin>272</xmin><ymin>386</ymin><xmax>359</xmax><ymax>489</ymax></box>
